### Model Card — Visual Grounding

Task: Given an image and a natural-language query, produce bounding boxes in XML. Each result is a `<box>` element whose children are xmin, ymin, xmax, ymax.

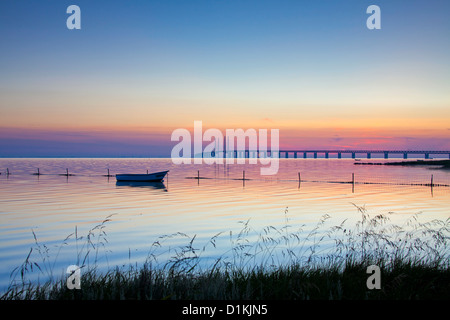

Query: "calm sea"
<box><xmin>0</xmin><ymin>158</ymin><xmax>449</xmax><ymax>291</ymax></box>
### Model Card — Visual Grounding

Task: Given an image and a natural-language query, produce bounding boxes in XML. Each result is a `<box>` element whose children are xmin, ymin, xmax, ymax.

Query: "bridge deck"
<box><xmin>201</xmin><ymin>150</ymin><xmax>450</xmax><ymax>159</ymax></box>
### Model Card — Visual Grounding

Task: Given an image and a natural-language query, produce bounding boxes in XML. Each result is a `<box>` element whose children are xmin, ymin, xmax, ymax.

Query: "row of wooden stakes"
<box><xmin>1</xmin><ymin>168</ymin><xmax>441</xmax><ymax>188</ymax></box>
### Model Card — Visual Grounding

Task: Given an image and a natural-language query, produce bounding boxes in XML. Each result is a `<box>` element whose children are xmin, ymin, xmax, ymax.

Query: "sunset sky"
<box><xmin>1</xmin><ymin>0</ymin><xmax>449</xmax><ymax>157</ymax></box>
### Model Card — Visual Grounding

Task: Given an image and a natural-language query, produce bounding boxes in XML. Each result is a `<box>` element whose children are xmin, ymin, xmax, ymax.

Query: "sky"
<box><xmin>0</xmin><ymin>0</ymin><xmax>449</xmax><ymax>157</ymax></box>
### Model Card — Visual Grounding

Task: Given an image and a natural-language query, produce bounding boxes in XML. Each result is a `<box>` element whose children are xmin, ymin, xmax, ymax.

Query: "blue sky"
<box><xmin>1</xmin><ymin>0</ymin><xmax>449</xmax><ymax>156</ymax></box>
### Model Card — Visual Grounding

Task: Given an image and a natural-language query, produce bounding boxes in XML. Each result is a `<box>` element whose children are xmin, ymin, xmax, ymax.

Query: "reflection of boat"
<box><xmin>116</xmin><ymin>170</ymin><xmax>169</xmax><ymax>182</ymax></box>
<box><xmin>115</xmin><ymin>181</ymin><xmax>167</xmax><ymax>190</ymax></box>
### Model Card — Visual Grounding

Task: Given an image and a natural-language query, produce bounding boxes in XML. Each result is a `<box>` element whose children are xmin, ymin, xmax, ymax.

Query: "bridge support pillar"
<box><xmin>314</xmin><ymin>152</ymin><xmax>318</xmax><ymax>159</ymax></box>
<box><xmin>325</xmin><ymin>152</ymin><xmax>329</xmax><ymax>159</ymax></box>
<box><xmin>338</xmin><ymin>153</ymin><xmax>342</xmax><ymax>159</ymax></box>
<box><xmin>352</xmin><ymin>152</ymin><xmax>356</xmax><ymax>159</ymax></box>
<box><xmin>367</xmin><ymin>153</ymin><xmax>371</xmax><ymax>159</ymax></box>
<box><xmin>384</xmin><ymin>152</ymin><xmax>389</xmax><ymax>159</ymax></box>
<box><xmin>425</xmin><ymin>153</ymin><xmax>430</xmax><ymax>159</ymax></box>
<box><xmin>304</xmin><ymin>152</ymin><xmax>307</xmax><ymax>159</ymax></box>
<box><xmin>294</xmin><ymin>152</ymin><xmax>297</xmax><ymax>159</ymax></box>
<box><xmin>403</xmin><ymin>153</ymin><xmax>408</xmax><ymax>159</ymax></box>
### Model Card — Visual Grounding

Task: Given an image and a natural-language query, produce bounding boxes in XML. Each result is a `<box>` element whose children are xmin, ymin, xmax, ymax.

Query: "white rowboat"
<box><xmin>115</xmin><ymin>170</ymin><xmax>169</xmax><ymax>182</ymax></box>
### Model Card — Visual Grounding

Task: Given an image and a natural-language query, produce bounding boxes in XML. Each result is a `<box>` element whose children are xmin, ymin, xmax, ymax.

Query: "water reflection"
<box><xmin>116</xmin><ymin>181</ymin><xmax>167</xmax><ymax>191</ymax></box>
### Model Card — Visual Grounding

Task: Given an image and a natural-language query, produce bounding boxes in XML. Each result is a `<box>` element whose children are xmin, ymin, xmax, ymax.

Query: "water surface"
<box><xmin>0</xmin><ymin>158</ymin><xmax>449</xmax><ymax>290</ymax></box>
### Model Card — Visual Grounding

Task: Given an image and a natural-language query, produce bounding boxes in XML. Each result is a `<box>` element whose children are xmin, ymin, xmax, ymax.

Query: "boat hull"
<box><xmin>115</xmin><ymin>170</ymin><xmax>169</xmax><ymax>182</ymax></box>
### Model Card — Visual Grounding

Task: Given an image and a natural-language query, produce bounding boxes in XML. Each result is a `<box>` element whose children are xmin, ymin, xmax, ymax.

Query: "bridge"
<box><xmin>201</xmin><ymin>150</ymin><xmax>450</xmax><ymax>159</ymax></box>
<box><xmin>277</xmin><ymin>150</ymin><xmax>450</xmax><ymax>159</ymax></box>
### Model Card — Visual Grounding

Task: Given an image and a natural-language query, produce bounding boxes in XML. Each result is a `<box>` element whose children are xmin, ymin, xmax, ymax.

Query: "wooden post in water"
<box><xmin>66</xmin><ymin>168</ymin><xmax>69</xmax><ymax>177</ymax></box>
<box><xmin>352</xmin><ymin>173</ymin><xmax>355</xmax><ymax>193</ymax></box>
<box><xmin>430</xmin><ymin>174</ymin><xmax>434</xmax><ymax>197</ymax></box>
<box><xmin>6</xmin><ymin>168</ymin><xmax>10</xmax><ymax>175</ymax></box>
<box><xmin>298</xmin><ymin>172</ymin><xmax>301</xmax><ymax>183</ymax></box>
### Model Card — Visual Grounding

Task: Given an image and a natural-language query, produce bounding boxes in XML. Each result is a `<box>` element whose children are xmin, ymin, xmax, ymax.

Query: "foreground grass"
<box><xmin>4</xmin><ymin>259</ymin><xmax>448</xmax><ymax>300</ymax></box>
<box><xmin>2</xmin><ymin>206</ymin><xmax>449</xmax><ymax>300</ymax></box>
